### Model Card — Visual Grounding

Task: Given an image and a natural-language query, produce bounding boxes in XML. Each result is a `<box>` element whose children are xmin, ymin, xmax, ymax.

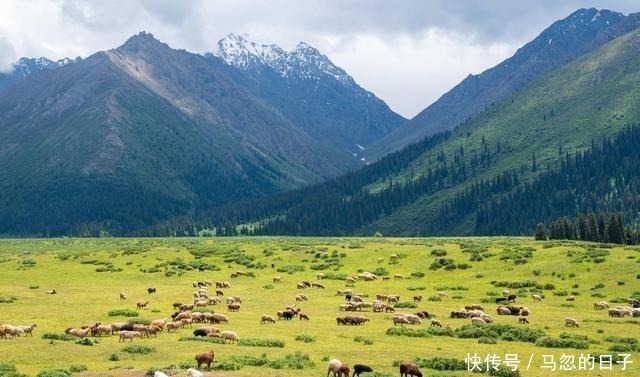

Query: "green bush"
<box><xmin>36</xmin><ymin>370</ymin><xmax>71</xmax><ymax>377</ymax></box>
<box><xmin>68</xmin><ymin>365</ymin><xmax>87</xmax><ymax>373</ymax></box>
<box><xmin>0</xmin><ymin>363</ymin><xmax>26</xmax><ymax>377</ymax></box>
<box><xmin>276</xmin><ymin>265</ymin><xmax>305</xmax><ymax>274</ymax></box>
<box><xmin>478</xmin><ymin>336</ymin><xmax>498</xmax><ymax>344</ymax></box>
<box><xmin>108</xmin><ymin>309</ymin><xmax>139</xmax><ymax>317</ymax></box>
<box><xmin>373</xmin><ymin>267</ymin><xmax>389</xmax><ymax>276</ymax></box>
<box><xmin>535</xmin><ymin>336</ymin><xmax>589</xmax><ymax>349</ymax></box>
<box><xmin>238</xmin><ymin>338</ymin><xmax>285</xmax><ymax>348</ymax></box>
<box><xmin>108</xmin><ymin>353</ymin><xmax>120</xmax><ymax>361</ymax></box>
<box><xmin>431</xmin><ymin>249</ymin><xmax>447</xmax><ymax>256</ymax></box>
<box><xmin>415</xmin><ymin>356</ymin><xmax>467</xmax><ymax>371</ymax></box>
<box><xmin>411</xmin><ymin>271</ymin><xmax>425</xmax><ymax>278</ymax></box>
<box><xmin>122</xmin><ymin>345</ymin><xmax>156</xmax><ymax>354</ymax></box>
<box><xmin>178</xmin><ymin>336</ymin><xmax>226</xmax><ymax>344</ymax></box>
<box><xmin>295</xmin><ymin>334</ymin><xmax>316</xmax><ymax>343</ymax></box>
<box><xmin>212</xmin><ymin>359</ymin><xmax>242</xmax><ymax>371</ymax></box>
<box><xmin>394</xmin><ymin>302</ymin><xmax>418</xmax><ymax>308</ymax></box>
<box><xmin>354</xmin><ymin>336</ymin><xmax>374</xmax><ymax>345</ymax></box>
<box><xmin>75</xmin><ymin>338</ymin><xmax>98</xmax><ymax>346</ymax></box>
<box><xmin>230</xmin><ymin>354</ymin><xmax>268</xmax><ymax>367</ymax></box>
<box><xmin>267</xmin><ymin>352</ymin><xmax>314</xmax><ymax>369</ymax></box>
<box><xmin>41</xmin><ymin>333</ymin><xmax>75</xmax><ymax>341</ymax></box>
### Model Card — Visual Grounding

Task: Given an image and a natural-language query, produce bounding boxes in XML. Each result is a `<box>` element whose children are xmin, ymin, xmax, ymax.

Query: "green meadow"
<box><xmin>0</xmin><ymin>237</ymin><xmax>639</xmax><ymax>377</ymax></box>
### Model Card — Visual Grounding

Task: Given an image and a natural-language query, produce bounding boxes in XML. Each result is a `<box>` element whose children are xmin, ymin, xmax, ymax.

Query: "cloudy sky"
<box><xmin>0</xmin><ymin>0</ymin><xmax>638</xmax><ymax>118</ymax></box>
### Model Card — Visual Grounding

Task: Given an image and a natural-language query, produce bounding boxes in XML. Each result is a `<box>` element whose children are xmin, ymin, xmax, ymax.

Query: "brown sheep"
<box><xmin>519</xmin><ymin>316</ymin><xmax>529</xmax><ymax>324</ymax></box>
<box><xmin>337</xmin><ymin>364</ymin><xmax>350</xmax><ymax>377</ymax></box>
<box><xmin>261</xmin><ymin>314</ymin><xmax>276</xmax><ymax>324</ymax></box>
<box><xmin>400</xmin><ymin>361</ymin><xmax>422</xmax><ymax>377</ymax></box>
<box><xmin>227</xmin><ymin>303</ymin><xmax>240</xmax><ymax>312</ymax></box>
<box><xmin>195</xmin><ymin>350</ymin><xmax>215</xmax><ymax>370</ymax></box>
<box><xmin>299</xmin><ymin>312</ymin><xmax>310</xmax><ymax>320</ymax></box>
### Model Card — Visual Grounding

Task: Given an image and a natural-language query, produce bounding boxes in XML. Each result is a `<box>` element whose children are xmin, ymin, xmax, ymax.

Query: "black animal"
<box><xmin>301</xmin><ymin>281</ymin><xmax>311</xmax><ymax>287</ymax></box>
<box><xmin>507</xmin><ymin>294</ymin><xmax>517</xmax><ymax>302</ymax></box>
<box><xmin>120</xmin><ymin>323</ymin><xmax>135</xmax><ymax>332</ymax></box>
<box><xmin>345</xmin><ymin>294</ymin><xmax>352</xmax><ymax>301</ymax></box>
<box><xmin>353</xmin><ymin>364</ymin><xmax>373</xmax><ymax>377</ymax></box>
<box><xmin>193</xmin><ymin>329</ymin><xmax>208</xmax><ymax>337</ymax></box>
<box><xmin>148</xmin><ymin>287</ymin><xmax>156</xmax><ymax>294</ymax></box>
<box><xmin>282</xmin><ymin>310</ymin><xmax>295</xmax><ymax>320</ymax></box>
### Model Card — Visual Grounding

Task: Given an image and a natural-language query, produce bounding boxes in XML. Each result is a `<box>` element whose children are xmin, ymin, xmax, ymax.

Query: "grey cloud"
<box><xmin>0</xmin><ymin>30</ymin><xmax>16</xmax><ymax>72</ymax></box>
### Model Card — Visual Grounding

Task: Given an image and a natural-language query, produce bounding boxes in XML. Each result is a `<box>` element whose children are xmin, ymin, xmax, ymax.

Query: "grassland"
<box><xmin>0</xmin><ymin>237</ymin><xmax>639</xmax><ymax>377</ymax></box>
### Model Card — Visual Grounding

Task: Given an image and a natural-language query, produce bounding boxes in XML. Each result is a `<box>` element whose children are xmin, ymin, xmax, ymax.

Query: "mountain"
<box><xmin>0</xmin><ymin>32</ymin><xmax>400</xmax><ymax>236</ymax></box>
<box><xmin>183</xmin><ymin>21</ymin><xmax>640</xmax><ymax>237</ymax></box>
<box><xmin>208</xmin><ymin>33</ymin><xmax>405</xmax><ymax>158</ymax></box>
<box><xmin>0</xmin><ymin>56</ymin><xmax>80</xmax><ymax>92</ymax></box>
<box><xmin>366</xmin><ymin>8</ymin><xmax>640</xmax><ymax>159</ymax></box>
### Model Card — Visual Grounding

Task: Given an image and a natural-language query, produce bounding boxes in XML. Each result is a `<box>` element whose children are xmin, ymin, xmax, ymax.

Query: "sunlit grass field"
<box><xmin>0</xmin><ymin>237</ymin><xmax>638</xmax><ymax>377</ymax></box>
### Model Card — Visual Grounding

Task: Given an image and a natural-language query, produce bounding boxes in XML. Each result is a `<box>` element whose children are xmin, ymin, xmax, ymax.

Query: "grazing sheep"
<box><xmin>353</xmin><ymin>364</ymin><xmax>373</xmax><ymax>377</ymax></box>
<box><xmin>91</xmin><ymin>324</ymin><xmax>111</xmax><ymax>337</ymax></box>
<box><xmin>507</xmin><ymin>294</ymin><xmax>517</xmax><ymax>302</ymax></box>
<box><xmin>18</xmin><ymin>323</ymin><xmax>36</xmax><ymax>336</ymax></box>
<box><xmin>394</xmin><ymin>274</ymin><xmax>404</xmax><ymax>280</ymax></box>
<box><xmin>564</xmin><ymin>317</ymin><xmax>579</xmax><ymax>328</ymax></box>
<box><xmin>471</xmin><ymin>317</ymin><xmax>486</xmax><ymax>325</ymax></box>
<box><xmin>120</xmin><ymin>292</ymin><xmax>127</xmax><ymax>300</ymax></box>
<box><xmin>497</xmin><ymin>307</ymin><xmax>512</xmax><ymax>315</ymax></box>
<box><xmin>390</xmin><ymin>254</ymin><xmax>399</xmax><ymax>261</ymax></box>
<box><xmin>296</xmin><ymin>294</ymin><xmax>309</xmax><ymax>302</ymax></box>
<box><xmin>65</xmin><ymin>327</ymin><xmax>90</xmax><ymax>338</ymax></box>
<box><xmin>2</xmin><ymin>325</ymin><xmax>24</xmax><ymax>338</ymax></box>
<box><xmin>210</xmin><ymin>313</ymin><xmax>227</xmax><ymax>323</ymax></box>
<box><xmin>147</xmin><ymin>287</ymin><xmax>156</xmax><ymax>294</ymax></box>
<box><xmin>0</xmin><ymin>326</ymin><xmax>6</xmax><ymax>339</ymax></box>
<box><xmin>273</xmin><ymin>276</ymin><xmax>282</xmax><ymax>283</ymax></box>
<box><xmin>437</xmin><ymin>291</ymin><xmax>448</xmax><ymax>298</ymax></box>
<box><xmin>193</xmin><ymin>329</ymin><xmax>208</xmax><ymax>337</ymax></box>
<box><xmin>519</xmin><ymin>316</ymin><xmax>529</xmax><ymax>324</ymax></box>
<box><xmin>195</xmin><ymin>350</ymin><xmax>215</xmax><ymax>370</ymax></box>
<box><xmin>46</xmin><ymin>289</ymin><xmax>57</xmax><ymax>294</ymax></box>
<box><xmin>297</xmin><ymin>282</ymin><xmax>307</xmax><ymax>289</ymax></box>
<box><xmin>400</xmin><ymin>361</ymin><xmax>422</xmax><ymax>377</ymax></box>
<box><xmin>413</xmin><ymin>295</ymin><xmax>423</xmax><ymax>302</ymax></box>
<box><xmin>299</xmin><ymin>312</ymin><xmax>310</xmax><ymax>321</ymax></box>
<box><xmin>218</xmin><ymin>330</ymin><xmax>240</xmax><ymax>343</ymax></box>
<box><xmin>227</xmin><ymin>303</ymin><xmax>240</xmax><ymax>312</ymax></box>
<box><xmin>327</xmin><ymin>359</ymin><xmax>342</xmax><ymax>377</ymax></box>
<box><xmin>337</xmin><ymin>364</ymin><xmax>350</xmax><ymax>377</ymax></box>
<box><xmin>502</xmin><ymin>290</ymin><xmax>510</xmax><ymax>297</ymax></box>
<box><xmin>377</xmin><ymin>257</ymin><xmax>384</xmax><ymax>263</ymax></box>
<box><xmin>480</xmin><ymin>314</ymin><xmax>494</xmax><ymax>323</ymax></box>
<box><xmin>415</xmin><ymin>310</ymin><xmax>431</xmax><ymax>319</ymax></box>
<box><xmin>594</xmin><ymin>301</ymin><xmax>609</xmax><ymax>310</ymax></box>
<box><xmin>311</xmin><ymin>282</ymin><xmax>325</xmax><ymax>289</ymax></box>
<box><xmin>166</xmin><ymin>321</ymin><xmax>182</xmax><ymax>332</ymax></box>
<box><xmin>316</xmin><ymin>273</ymin><xmax>325</xmax><ymax>279</ymax></box>
<box><xmin>215</xmin><ymin>290</ymin><xmax>224</xmax><ymax>296</ymax></box>
<box><xmin>566</xmin><ymin>295</ymin><xmax>576</xmax><ymax>302</ymax></box>
<box><xmin>532</xmin><ymin>294</ymin><xmax>542</xmax><ymax>302</ymax></box>
<box><xmin>520</xmin><ymin>307</ymin><xmax>530</xmax><ymax>316</ymax></box>
<box><xmin>393</xmin><ymin>316</ymin><xmax>410</xmax><ymax>326</ymax></box>
<box><xmin>137</xmin><ymin>300</ymin><xmax>149</xmax><ymax>310</ymax></box>
<box><xmin>261</xmin><ymin>314</ymin><xmax>276</xmax><ymax>324</ymax></box>
<box><xmin>118</xmin><ymin>330</ymin><xmax>141</xmax><ymax>342</ymax></box>
<box><xmin>405</xmin><ymin>314</ymin><xmax>422</xmax><ymax>325</ymax></box>
<box><xmin>632</xmin><ymin>308</ymin><xmax>640</xmax><ymax>318</ymax></box>
<box><xmin>345</xmin><ymin>276</ymin><xmax>356</xmax><ymax>284</ymax></box>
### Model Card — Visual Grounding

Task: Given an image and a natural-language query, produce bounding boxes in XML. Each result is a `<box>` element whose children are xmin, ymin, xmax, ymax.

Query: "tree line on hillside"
<box><xmin>472</xmin><ymin>125</ymin><xmax>640</xmax><ymax>237</ymax></box>
<box><xmin>534</xmin><ymin>212</ymin><xmax>640</xmax><ymax>244</ymax></box>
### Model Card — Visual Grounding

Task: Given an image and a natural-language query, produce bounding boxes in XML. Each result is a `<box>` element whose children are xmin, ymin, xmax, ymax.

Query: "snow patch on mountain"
<box><xmin>213</xmin><ymin>33</ymin><xmax>354</xmax><ymax>86</ymax></box>
<box><xmin>12</xmin><ymin>56</ymin><xmax>80</xmax><ymax>77</ymax></box>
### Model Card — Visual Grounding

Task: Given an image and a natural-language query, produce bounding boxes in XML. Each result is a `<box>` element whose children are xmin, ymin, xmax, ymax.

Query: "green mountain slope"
<box><xmin>366</xmin><ymin>8</ymin><xmax>640</xmax><ymax>159</ymax></box>
<box><xmin>190</xmin><ymin>26</ymin><xmax>640</xmax><ymax>237</ymax></box>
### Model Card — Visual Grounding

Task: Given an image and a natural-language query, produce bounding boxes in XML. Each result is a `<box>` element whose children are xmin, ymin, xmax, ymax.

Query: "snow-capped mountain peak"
<box><xmin>213</xmin><ymin>34</ymin><xmax>353</xmax><ymax>86</ymax></box>
<box><xmin>12</xmin><ymin>56</ymin><xmax>80</xmax><ymax>77</ymax></box>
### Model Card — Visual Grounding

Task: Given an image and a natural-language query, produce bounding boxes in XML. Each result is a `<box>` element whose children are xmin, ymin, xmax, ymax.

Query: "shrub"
<box><xmin>68</xmin><ymin>365</ymin><xmax>87</xmax><ymax>373</ymax></box>
<box><xmin>535</xmin><ymin>336</ymin><xmax>589</xmax><ymax>349</ymax></box>
<box><xmin>295</xmin><ymin>334</ymin><xmax>316</xmax><ymax>343</ymax></box>
<box><xmin>276</xmin><ymin>265</ymin><xmax>305</xmax><ymax>274</ymax></box>
<box><xmin>75</xmin><ymin>338</ymin><xmax>98</xmax><ymax>346</ymax></box>
<box><xmin>0</xmin><ymin>364</ymin><xmax>26</xmax><ymax>377</ymax></box>
<box><xmin>28</xmin><ymin>284</ymin><xmax>39</xmax><ymax>289</ymax></box>
<box><xmin>238</xmin><ymin>338</ymin><xmax>285</xmax><ymax>348</ymax></box>
<box><xmin>122</xmin><ymin>345</ymin><xmax>156</xmax><ymax>354</ymax></box>
<box><xmin>478</xmin><ymin>336</ymin><xmax>498</xmax><ymax>344</ymax></box>
<box><xmin>262</xmin><ymin>284</ymin><xmax>274</xmax><ymax>289</ymax></box>
<box><xmin>36</xmin><ymin>370</ymin><xmax>71</xmax><ymax>377</ymax></box>
<box><xmin>431</xmin><ymin>249</ymin><xmax>447</xmax><ymax>256</ymax></box>
<box><xmin>411</xmin><ymin>271</ymin><xmax>425</xmax><ymax>278</ymax></box>
<box><xmin>212</xmin><ymin>359</ymin><xmax>242</xmax><ymax>371</ymax></box>
<box><xmin>178</xmin><ymin>336</ymin><xmax>226</xmax><ymax>344</ymax></box>
<box><xmin>354</xmin><ymin>336</ymin><xmax>374</xmax><ymax>345</ymax></box>
<box><xmin>230</xmin><ymin>354</ymin><xmax>268</xmax><ymax>367</ymax></box>
<box><xmin>108</xmin><ymin>309</ymin><xmax>138</xmax><ymax>317</ymax></box>
<box><xmin>428</xmin><ymin>295</ymin><xmax>442</xmax><ymax>302</ymax></box>
<box><xmin>108</xmin><ymin>353</ymin><xmax>120</xmax><ymax>361</ymax></box>
<box><xmin>0</xmin><ymin>296</ymin><xmax>17</xmax><ymax>304</ymax></box>
<box><xmin>608</xmin><ymin>343</ymin><xmax>635</xmax><ymax>352</ymax></box>
<box><xmin>373</xmin><ymin>267</ymin><xmax>389</xmax><ymax>276</ymax></box>
<box><xmin>41</xmin><ymin>333</ymin><xmax>75</xmax><ymax>341</ymax></box>
<box><xmin>415</xmin><ymin>357</ymin><xmax>467</xmax><ymax>371</ymax></box>
<box><xmin>394</xmin><ymin>302</ymin><xmax>418</xmax><ymax>308</ymax></box>
<box><xmin>267</xmin><ymin>352</ymin><xmax>314</xmax><ymax>369</ymax></box>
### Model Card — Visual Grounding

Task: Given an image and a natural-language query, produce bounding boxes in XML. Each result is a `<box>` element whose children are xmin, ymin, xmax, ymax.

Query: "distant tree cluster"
<box><xmin>534</xmin><ymin>212</ymin><xmax>637</xmax><ymax>244</ymax></box>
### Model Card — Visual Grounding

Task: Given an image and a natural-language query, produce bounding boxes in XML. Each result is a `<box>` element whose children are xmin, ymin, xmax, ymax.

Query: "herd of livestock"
<box><xmin>2</xmin><ymin>250</ymin><xmax>640</xmax><ymax>376</ymax></box>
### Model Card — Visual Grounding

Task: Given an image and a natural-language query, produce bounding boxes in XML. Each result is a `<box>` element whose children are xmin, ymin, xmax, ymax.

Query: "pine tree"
<box><xmin>587</xmin><ymin>213</ymin><xmax>599</xmax><ymax>242</ymax></box>
<box><xmin>534</xmin><ymin>223</ymin><xmax>547</xmax><ymax>240</ymax></box>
